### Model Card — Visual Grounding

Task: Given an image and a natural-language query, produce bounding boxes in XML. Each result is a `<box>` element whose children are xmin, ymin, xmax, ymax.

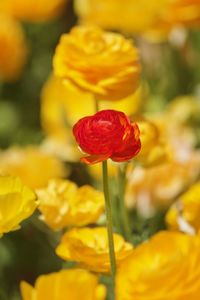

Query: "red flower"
<box><xmin>73</xmin><ymin>110</ymin><xmax>141</xmax><ymax>164</ymax></box>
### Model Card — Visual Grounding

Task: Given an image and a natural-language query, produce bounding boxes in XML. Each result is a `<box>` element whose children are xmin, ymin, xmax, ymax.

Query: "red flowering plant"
<box><xmin>73</xmin><ymin>109</ymin><xmax>141</xmax><ymax>165</ymax></box>
<box><xmin>73</xmin><ymin>109</ymin><xmax>141</xmax><ymax>290</ymax></box>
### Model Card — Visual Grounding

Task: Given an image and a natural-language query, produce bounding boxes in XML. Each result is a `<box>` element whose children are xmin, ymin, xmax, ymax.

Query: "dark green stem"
<box><xmin>102</xmin><ymin>160</ymin><xmax>116</xmax><ymax>293</ymax></box>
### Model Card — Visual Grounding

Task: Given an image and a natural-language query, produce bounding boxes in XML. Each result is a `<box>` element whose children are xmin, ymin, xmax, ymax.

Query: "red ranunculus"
<box><xmin>73</xmin><ymin>110</ymin><xmax>141</xmax><ymax>164</ymax></box>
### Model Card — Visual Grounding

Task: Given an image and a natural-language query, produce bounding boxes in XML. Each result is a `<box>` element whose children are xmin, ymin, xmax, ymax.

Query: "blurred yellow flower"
<box><xmin>74</xmin><ymin>0</ymin><xmax>168</xmax><ymax>34</ymax></box>
<box><xmin>0</xmin><ymin>0</ymin><xmax>68</xmax><ymax>22</ymax></box>
<box><xmin>166</xmin><ymin>182</ymin><xmax>200</xmax><ymax>233</ymax></box>
<box><xmin>0</xmin><ymin>14</ymin><xmax>27</xmax><ymax>82</ymax></box>
<box><xmin>0</xmin><ymin>146</ymin><xmax>67</xmax><ymax>189</ymax></box>
<box><xmin>157</xmin><ymin>0</ymin><xmax>200</xmax><ymax>31</ymax></box>
<box><xmin>0</xmin><ymin>175</ymin><xmax>37</xmax><ymax>236</ymax></box>
<box><xmin>126</xmin><ymin>101</ymin><xmax>200</xmax><ymax>216</ymax></box>
<box><xmin>56</xmin><ymin>227</ymin><xmax>133</xmax><ymax>273</ymax></box>
<box><xmin>20</xmin><ymin>269</ymin><xmax>106</xmax><ymax>300</ymax></box>
<box><xmin>37</xmin><ymin>179</ymin><xmax>104</xmax><ymax>230</ymax></box>
<box><xmin>116</xmin><ymin>231</ymin><xmax>200</xmax><ymax>300</ymax></box>
<box><xmin>75</xmin><ymin>0</ymin><xmax>200</xmax><ymax>39</ymax></box>
<box><xmin>136</xmin><ymin>117</ymin><xmax>168</xmax><ymax>166</ymax></box>
<box><xmin>126</xmin><ymin>154</ymin><xmax>200</xmax><ymax>216</ymax></box>
<box><xmin>166</xmin><ymin>95</ymin><xmax>200</xmax><ymax>125</ymax></box>
<box><xmin>53</xmin><ymin>26</ymin><xmax>140</xmax><ymax>101</ymax></box>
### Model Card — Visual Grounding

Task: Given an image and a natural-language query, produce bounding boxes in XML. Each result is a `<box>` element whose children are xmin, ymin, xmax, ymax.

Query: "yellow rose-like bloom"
<box><xmin>166</xmin><ymin>182</ymin><xmax>200</xmax><ymax>233</ymax></box>
<box><xmin>56</xmin><ymin>227</ymin><xmax>133</xmax><ymax>273</ymax></box>
<box><xmin>0</xmin><ymin>14</ymin><xmax>27</xmax><ymax>82</ymax></box>
<box><xmin>53</xmin><ymin>26</ymin><xmax>140</xmax><ymax>101</ymax></box>
<box><xmin>0</xmin><ymin>146</ymin><xmax>66</xmax><ymax>189</ymax></box>
<box><xmin>37</xmin><ymin>179</ymin><xmax>104</xmax><ymax>230</ymax></box>
<box><xmin>20</xmin><ymin>269</ymin><xmax>106</xmax><ymax>300</ymax></box>
<box><xmin>116</xmin><ymin>231</ymin><xmax>200</xmax><ymax>300</ymax></box>
<box><xmin>0</xmin><ymin>0</ymin><xmax>68</xmax><ymax>22</ymax></box>
<box><xmin>0</xmin><ymin>175</ymin><xmax>37</xmax><ymax>236</ymax></box>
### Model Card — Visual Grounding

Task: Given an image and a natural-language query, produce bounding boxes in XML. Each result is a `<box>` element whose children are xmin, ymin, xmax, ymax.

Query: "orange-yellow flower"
<box><xmin>53</xmin><ymin>26</ymin><xmax>140</xmax><ymax>101</ymax></box>
<box><xmin>166</xmin><ymin>182</ymin><xmax>200</xmax><ymax>233</ymax></box>
<box><xmin>126</xmin><ymin>156</ymin><xmax>200</xmax><ymax>215</ymax></box>
<box><xmin>116</xmin><ymin>231</ymin><xmax>200</xmax><ymax>300</ymax></box>
<box><xmin>0</xmin><ymin>0</ymin><xmax>68</xmax><ymax>22</ymax></box>
<box><xmin>37</xmin><ymin>179</ymin><xmax>104</xmax><ymax>230</ymax></box>
<box><xmin>136</xmin><ymin>117</ymin><xmax>168</xmax><ymax>166</ymax></box>
<box><xmin>74</xmin><ymin>0</ymin><xmax>168</xmax><ymax>34</ymax></box>
<box><xmin>0</xmin><ymin>146</ymin><xmax>67</xmax><ymax>189</ymax></box>
<box><xmin>0</xmin><ymin>14</ymin><xmax>27</xmax><ymax>82</ymax></box>
<box><xmin>156</xmin><ymin>0</ymin><xmax>200</xmax><ymax>30</ymax></box>
<box><xmin>20</xmin><ymin>269</ymin><xmax>106</xmax><ymax>300</ymax></box>
<box><xmin>75</xmin><ymin>0</ymin><xmax>200</xmax><ymax>38</ymax></box>
<box><xmin>56</xmin><ymin>227</ymin><xmax>133</xmax><ymax>273</ymax></box>
<box><xmin>0</xmin><ymin>175</ymin><xmax>37</xmax><ymax>236</ymax></box>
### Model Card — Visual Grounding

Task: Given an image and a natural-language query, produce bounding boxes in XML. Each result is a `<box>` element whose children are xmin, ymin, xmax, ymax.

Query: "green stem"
<box><xmin>94</xmin><ymin>97</ymin><xmax>100</xmax><ymax>112</ymax></box>
<box><xmin>102</xmin><ymin>160</ymin><xmax>116</xmax><ymax>292</ymax></box>
<box><xmin>118</xmin><ymin>164</ymin><xmax>132</xmax><ymax>241</ymax></box>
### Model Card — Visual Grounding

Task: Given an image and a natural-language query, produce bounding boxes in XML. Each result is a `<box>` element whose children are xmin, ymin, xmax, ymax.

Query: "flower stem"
<box><xmin>94</xmin><ymin>96</ymin><xmax>100</xmax><ymax>112</ymax></box>
<box><xmin>102</xmin><ymin>160</ymin><xmax>116</xmax><ymax>292</ymax></box>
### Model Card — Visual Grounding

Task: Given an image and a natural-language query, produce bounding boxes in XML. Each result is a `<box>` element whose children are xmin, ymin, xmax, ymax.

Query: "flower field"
<box><xmin>0</xmin><ymin>1</ymin><xmax>200</xmax><ymax>299</ymax></box>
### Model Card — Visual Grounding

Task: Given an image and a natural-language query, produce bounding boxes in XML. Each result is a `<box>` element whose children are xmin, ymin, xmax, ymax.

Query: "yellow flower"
<box><xmin>74</xmin><ymin>0</ymin><xmax>168</xmax><ymax>34</ymax></box>
<box><xmin>75</xmin><ymin>0</ymin><xmax>200</xmax><ymax>39</ymax></box>
<box><xmin>53</xmin><ymin>26</ymin><xmax>140</xmax><ymax>101</ymax></box>
<box><xmin>37</xmin><ymin>179</ymin><xmax>104</xmax><ymax>230</ymax></box>
<box><xmin>0</xmin><ymin>14</ymin><xmax>27</xmax><ymax>82</ymax></box>
<box><xmin>125</xmin><ymin>154</ymin><xmax>200</xmax><ymax>215</ymax></box>
<box><xmin>136</xmin><ymin>117</ymin><xmax>168</xmax><ymax>166</ymax></box>
<box><xmin>0</xmin><ymin>0</ymin><xmax>68</xmax><ymax>22</ymax></box>
<box><xmin>116</xmin><ymin>231</ymin><xmax>200</xmax><ymax>300</ymax></box>
<box><xmin>56</xmin><ymin>227</ymin><xmax>133</xmax><ymax>273</ymax></box>
<box><xmin>0</xmin><ymin>175</ymin><xmax>37</xmax><ymax>236</ymax></box>
<box><xmin>166</xmin><ymin>182</ymin><xmax>200</xmax><ymax>233</ymax></box>
<box><xmin>157</xmin><ymin>0</ymin><xmax>200</xmax><ymax>30</ymax></box>
<box><xmin>125</xmin><ymin>103</ymin><xmax>200</xmax><ymax>215</ymax></box>
<box><xmin>0</xmin><ymin>146</ymin><xmax>67</xmax><ymax>189</ymax></box>
<box><xmin>166</xmin><ymin>95</ymin><xmax>200</xmax><ymax>125</ymax></box>
<box><xmin>20</xmin><ymin>269</ymin><xmax>106</xmax><ymax>300</ymax></box>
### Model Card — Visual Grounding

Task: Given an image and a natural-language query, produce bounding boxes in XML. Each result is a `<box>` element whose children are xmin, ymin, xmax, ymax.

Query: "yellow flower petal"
<box><xmin>20</xmin><ymin>269</ymin><xmax>106</xmax><ymax>300</ymax></box>
<box><xmin>0</xmin><ymin>176</ymin><xmax>37</xmax><ymax>235</ymax></box>
<box><xmin>116</xmin><ymin>231</ymin><xmax>200</xmax><ymax>300</ymax></box>
<box><xmin>166</xmin><ymin>182</ymin><xmax>200</xmax><ymax>233</ymax></box>
<box><xmin>37</xmin><ymin>179</ymin><xmax>104</xmax><ymax>230</ymax></box>
<box><xmin>56</xmin><ymin>227</ymin><xmax>133</xmax><ymax>273</ymax></box>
